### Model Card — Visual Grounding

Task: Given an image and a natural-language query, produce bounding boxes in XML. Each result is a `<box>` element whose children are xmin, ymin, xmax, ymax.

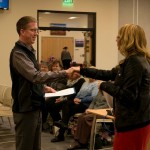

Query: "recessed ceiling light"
<box><xmin>44</xmin><ymin>12</ymin><xmax>51</xmax><ymax>14</ymax></box>
<box><xmin>68</xmin><ymin>17</ymin><xmax>78</xmax><ymax>19</ymax></box>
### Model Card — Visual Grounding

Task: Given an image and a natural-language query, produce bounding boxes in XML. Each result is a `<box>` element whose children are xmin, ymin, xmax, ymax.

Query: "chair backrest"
<box><xmin>3</xmin><ymin>86</ymin><xmax>12</xmax><ymax>107</ymax></box>
<box><xmin>0</xmin><ymin>85</ymin><xmax>7</xmax><ymax>104</ymax></box>
<box><xmin>147</xmin><ymin>138</ymin><xmax>150</xmax><ymax>150</ymax></box>
<box><xmin>103</xmin><ymin>91</ymin><xmax>113</xmax><ymax>109</ymax></box>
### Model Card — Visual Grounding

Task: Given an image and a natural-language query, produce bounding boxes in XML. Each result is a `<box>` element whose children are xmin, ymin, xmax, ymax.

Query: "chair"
<box><xmin>3</xmin><ymin>87</ymin><xmax>12</xmax><ymax>107</ymax></box>
<box><xmin>0</xmin><ymin>86</ymin><xmax>13</xmax><ymax>128</ymax></box>
<box><xmin>0</xmin><ymin>85</ymin><xmax>7</xmax><ymax>122</ymax></box>
<box><xmin>89</xmin><ymin>92</ymin><xmax>114</xmax><ymax>150</ymax></box>
<box><xmin>147</xmin><ymin>138</ymin><xmax>150</xmax><ymax>150</ymax></box>
<box><xmin>103</xmin><ymin>91</ymin><xmax>113</xmax><ymax>109</ymax></box>
<box><xmin>0</xmin><ymin>86</ymin><xmax>15</xmax><ymax>145</ymax></box>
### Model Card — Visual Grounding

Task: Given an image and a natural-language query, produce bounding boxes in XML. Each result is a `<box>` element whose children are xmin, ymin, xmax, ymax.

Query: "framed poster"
<box><xmin>75</xmin><ymin>39</ymin><xmax>84</xmax><ymax>47</ymax></box>
<box><xmin>50</xmin><ymin>23</ymin><xmax>66</xmax><ymax>35</ymax></box>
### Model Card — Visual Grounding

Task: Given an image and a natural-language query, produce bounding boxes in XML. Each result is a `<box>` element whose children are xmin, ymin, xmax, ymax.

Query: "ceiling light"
<box><xmin>68</xmin><ymin>17</ymin><xmax>78</xmax><ymax>19</ymax></box>
<box><xmin>44</xmin><ymin>12</ymin><xmax>51</xmax><ymax>14</ymax></box>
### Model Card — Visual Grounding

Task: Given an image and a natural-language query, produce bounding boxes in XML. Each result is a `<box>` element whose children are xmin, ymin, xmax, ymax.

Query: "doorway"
<box><xmin>37</xmin><ymin>10</ymin><xmax>96</xmax><ymax>66</ymax></box>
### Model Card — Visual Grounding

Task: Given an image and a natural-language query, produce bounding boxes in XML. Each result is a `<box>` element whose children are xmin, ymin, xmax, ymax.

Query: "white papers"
<box><xmin>44</xmin><ymin>88</ymin><xmax>75</xmax><ymax>98</ymax></box>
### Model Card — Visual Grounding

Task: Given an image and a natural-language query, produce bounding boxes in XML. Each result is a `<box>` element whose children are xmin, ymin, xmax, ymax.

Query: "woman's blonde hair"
<box><xmin>118</xmin><ymin>24</ymin><xmax>150</xmax><ymax>62</ymax></box>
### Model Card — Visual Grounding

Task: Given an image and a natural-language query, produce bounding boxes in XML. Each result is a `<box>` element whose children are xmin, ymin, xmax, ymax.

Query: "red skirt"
<box><xmin>113</xmin><ymin>124</ymin><xmax>150</xmax><ymax>150</ymax></box>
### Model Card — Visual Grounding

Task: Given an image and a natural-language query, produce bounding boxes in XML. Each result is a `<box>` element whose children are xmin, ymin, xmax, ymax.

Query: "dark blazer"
<box><xmin>80</xmin><ymin>54</ymin><xmax>150</xmax><ymax>132</ymax></box>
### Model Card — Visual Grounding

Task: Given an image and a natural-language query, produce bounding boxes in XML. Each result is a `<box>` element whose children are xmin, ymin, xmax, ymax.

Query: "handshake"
<box><xmin>65</xmin><ymin>66</ymin><xmax>81</xmax><ymax>76</ymax></box>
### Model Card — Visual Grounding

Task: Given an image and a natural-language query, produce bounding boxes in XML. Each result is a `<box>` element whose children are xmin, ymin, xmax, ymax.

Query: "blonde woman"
<box><xmin>72</xmin><ymin>24</ymin><xmax>150</xmax><ymax>150</ymax></box>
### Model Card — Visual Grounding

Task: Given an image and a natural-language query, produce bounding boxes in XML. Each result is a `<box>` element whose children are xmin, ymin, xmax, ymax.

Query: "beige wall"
<box><xmin>0</xmin><ymin>0</ymin><xmax>119</xmax><ymax>86</ymax></box>
<box><xmin>1</xmin><ymin>0</ymin><xmax>150</xmax><ymax>87</ymax></box>
<box><xmin>118</xmin><ymin>0</ymin><xmax>150</xmax><ymax>61</ymax></box>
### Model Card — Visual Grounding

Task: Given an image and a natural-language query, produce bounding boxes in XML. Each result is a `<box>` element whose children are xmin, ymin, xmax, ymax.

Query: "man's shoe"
<box><xmin>51</xmin><ymin>136</ymin><xmax>64</xmax><ymax>142</ymax></box>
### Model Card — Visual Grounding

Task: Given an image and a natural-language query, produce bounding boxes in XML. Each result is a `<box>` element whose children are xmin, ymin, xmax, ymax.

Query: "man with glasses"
<box><xmin>9</xmin><ymin>16</ymin><xmax>72</xmax><ymax>150</ymax></box>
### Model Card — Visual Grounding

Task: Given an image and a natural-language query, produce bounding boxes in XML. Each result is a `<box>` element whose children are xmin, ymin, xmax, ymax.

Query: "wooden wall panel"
<box><xmin>41</xmin><ymin>37</ymin><xmax>74</xmax><ymax>62</ymax></box>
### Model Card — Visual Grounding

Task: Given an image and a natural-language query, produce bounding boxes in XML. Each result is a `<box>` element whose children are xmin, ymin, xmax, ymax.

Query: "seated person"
<box><xmin>51</xmin><ymin>77</ymin><xmax>99</xmax><ymax>142</ymax></box>
<box><xmin>40</xmin><ymin>61</ymin><xmax>49</xmax><ymax>72</ymax></box>
<box><xmin>39</xmin><ymin>60</ymin><xmax>67</xmax><ymax>91</ymax></box>
<box><xmin>45</xmin><ymin>72</ymin><xmax>85</xmax><ymax>125</ymax></box>
<box><xmin>67</xmin><ymin>90</ymin><xmax>109</xmax><ymax>150</ymax></box>
<box><xmin>47</xmin><ymin>59</ymin><xmax>68</xmax><ymax>90</ymax></box>
<box><xmin>42</xmin><ymin>60</ymin><xmax>68</xmax><ymax>129</ymax></box>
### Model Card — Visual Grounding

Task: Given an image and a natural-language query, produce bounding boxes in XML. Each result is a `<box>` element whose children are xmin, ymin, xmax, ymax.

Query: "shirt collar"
<box><xmin>18</xmin><ymin>40</ymin><xmax>36</xmax><ymax>54</ymax></box>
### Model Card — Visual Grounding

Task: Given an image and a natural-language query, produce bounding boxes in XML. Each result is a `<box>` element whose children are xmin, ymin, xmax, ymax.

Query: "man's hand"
<box><xmin>65</xmin><ymin>67</ymin><xmax>74</xmax><ymax>77</ymax></box>
<box><xmin>44</xmin><ymin>85</ymin><xmax>56</xmax><ymax>93</ymax></box>
<box><xmin>71</xmin><ymin>66</ymin><xmax>80</xmax><ymax>72</ymax></box>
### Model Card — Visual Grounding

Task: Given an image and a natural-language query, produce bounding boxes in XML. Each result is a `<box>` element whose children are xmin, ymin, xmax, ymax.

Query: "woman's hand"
<box><xmin>85</xmin><ymin>109</ymin><xmax>93</xmax><ymax>114</ymax></box>
<box><xmin>74</xmin><ymin>98</ymin><xmax>81</xmax><ymax>104</ymax></box>
<box><xmin>97</xmin><ymin>80</ymin><xmax>104</xmax><ymax>89</ymax></box>
<box><xmin>85</xmin><ymin>109</ymin><xmax>89</xmax><ymax>114</ymax></box>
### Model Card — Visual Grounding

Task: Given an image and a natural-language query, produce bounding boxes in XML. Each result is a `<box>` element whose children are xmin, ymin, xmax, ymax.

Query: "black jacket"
<box><xmin>80</xmin><ymin>54</ymin><xmax>150</xmax><ymax>132</ymax></box>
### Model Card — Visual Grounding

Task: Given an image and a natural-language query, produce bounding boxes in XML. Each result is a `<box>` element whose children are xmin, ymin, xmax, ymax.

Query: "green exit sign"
<box><xmin>63</xmin><ymin>0</ymin><xmax>74</xmax><ymax>6</ymax></box>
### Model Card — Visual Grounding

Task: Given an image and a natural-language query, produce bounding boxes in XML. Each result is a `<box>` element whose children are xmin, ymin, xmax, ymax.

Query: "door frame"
<box><xmin>37</xmin><ymin>10</ymin><xmax>96</xmax><ymax>66</ymax></box>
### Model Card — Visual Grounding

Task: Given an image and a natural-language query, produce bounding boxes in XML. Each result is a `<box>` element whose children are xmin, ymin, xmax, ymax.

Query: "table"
<box><xmin>87</xmin><ymin>109</ymin><xmax>115</xmax><ymax>150</ymax></box>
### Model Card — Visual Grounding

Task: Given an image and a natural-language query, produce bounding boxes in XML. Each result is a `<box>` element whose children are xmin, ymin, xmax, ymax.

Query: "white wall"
<box><xmin>0</xmin><ymin>0</ymin><xmax>119</xmax><ymax>86</ymax></box>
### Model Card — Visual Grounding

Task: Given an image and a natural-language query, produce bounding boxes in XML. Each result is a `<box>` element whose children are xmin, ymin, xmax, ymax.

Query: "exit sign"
<box><xmin>63</xmin><ymin>0</ymin><xmax>74</xmax><ymax>6</ymax></box>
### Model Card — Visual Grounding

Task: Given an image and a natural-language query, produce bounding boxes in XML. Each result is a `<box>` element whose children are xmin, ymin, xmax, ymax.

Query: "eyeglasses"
<box><xmin>116</xmin><ymin>36</ymin><xmax>120</xmax><ymax>39</ymax></box>
<box><xmin>116</xmin><ymin>36</ymin><xmax>120</xmax><ymax>41</ymax></box>
<box><xmin>22</xmin><ymin>28</ymin><xmax>39</xmax><ymax>33</ymax></box>
<box><xmin>28</xmin><ymin>28</ymin><xmax>39</xmax><ymax>33</ymax></box>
